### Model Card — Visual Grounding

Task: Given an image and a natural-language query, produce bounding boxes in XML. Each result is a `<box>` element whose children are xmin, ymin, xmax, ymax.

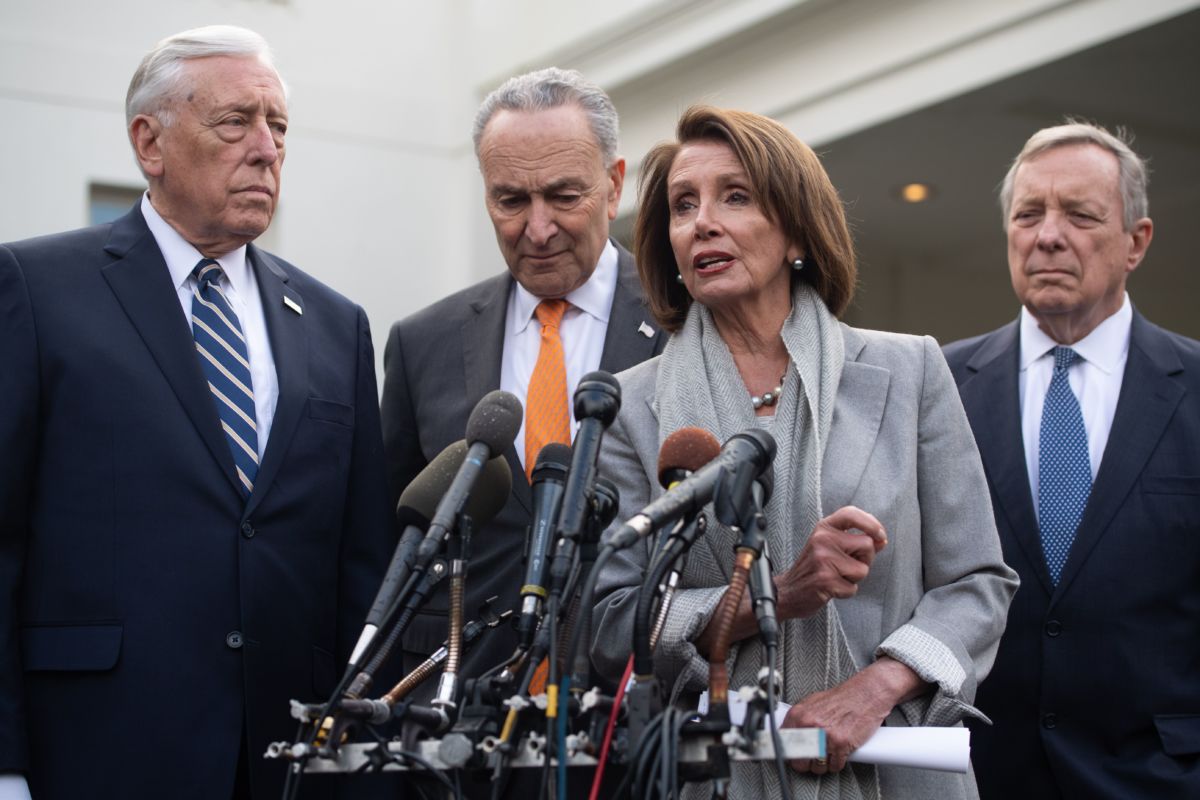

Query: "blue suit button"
<box><xmin>226</xmin><ymin>631</ymin><xmax>244</xmax><ymax>649</ymax></box>
<box><xmin>1044</xmin><ymin>620</ymin><xmax>1061</xmax><ymax>637</ymax></box>
<box><xmin>1042</xmin><ymin>713</ymin><xmax>1057</xmax><ymax>729</ymax></box>
<box><xmin>241</xmin><ymin>522</ymin><xmax>255</xmax><ymax>539</ymax></box>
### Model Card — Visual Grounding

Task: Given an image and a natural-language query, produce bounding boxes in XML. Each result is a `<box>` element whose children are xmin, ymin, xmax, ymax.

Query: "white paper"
<box><xmin>697</xmin><ymin>690</ymin><xmax>970</xmax><ymax>773</ymax></box>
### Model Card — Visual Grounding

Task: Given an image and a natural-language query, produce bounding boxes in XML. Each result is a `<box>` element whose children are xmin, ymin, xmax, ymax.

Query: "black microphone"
<box><xmin>415</xmin><ymin>391</ymin><xmax>523</xmax><ymax>566</ymax></box>
<box><xmin>607</xmin><ymin>428</ymin><xmax>776</xmax><ymax>550</ymax></box>
<box><xmin>348</xmin><ymin>441</ymin><xmax>513</xmax><ymax>669</ymax></box>
<box><xmin>548</xmin><ymin>372</ymin><xmax>621</xmax><ymax>594</ymax></box>
<box><xmin>516</xmin><ymin>443</ymin><xmax>572</xmax><ymax>648</ymax></box>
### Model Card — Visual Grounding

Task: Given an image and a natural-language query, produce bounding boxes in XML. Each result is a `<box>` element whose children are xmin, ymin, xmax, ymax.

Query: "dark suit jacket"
<box><xmin>380</xmin><ymin>245</ymin><xmax>665</xmax><ymax>688</ymax></box>
<box><xmin>944</xmin><ymin>310</ymin><xmax>1200</xmax><ymax>800</ymax></box>
<box><xmin>0</xmin><ymin>207</ymin><xmax>395</xmax><ymax>799</ymax></box>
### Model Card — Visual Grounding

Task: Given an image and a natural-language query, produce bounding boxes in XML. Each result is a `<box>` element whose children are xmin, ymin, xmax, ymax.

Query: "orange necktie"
<box><xmin>525</xmin><ymin>299</ymin><xmax>571</xmax><ymax>482</ymax></box>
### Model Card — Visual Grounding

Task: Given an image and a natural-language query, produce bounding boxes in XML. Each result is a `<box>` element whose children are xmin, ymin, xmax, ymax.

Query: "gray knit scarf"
<box><xmin>656</xmin><ymin>282</ymin><xmax>880</xmax><ymax>800</ymax></box>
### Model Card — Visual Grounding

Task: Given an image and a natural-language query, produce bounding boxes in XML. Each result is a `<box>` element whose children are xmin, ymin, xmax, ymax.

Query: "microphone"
<box><xmin>516</xmin><ymin>442</ymin><xmax>572</xmax><ymax>648</ymax></box>
<box><xmin>608</xmin><ymin>428</ymin><xmax>776</xmax><ymax>550</ymax></box>
<box><xmin>415</xmin><ymin>391</ymin><xmax>523</xmax><ymax>566</ymax></box>
<box><xmin>548</xmin><ymin>372</ymin><xmax>621</xmax><ymax>594</ymax></box>
<box><xmin>347</xmin><ymin>442</ymin><xmax>513</xmax><ymax>670</ymax></box>
<box><xmin>657</xmin><ymin>427</ymin><xmax>722</xmax><ymax>491</ymax></box>
<box><xmin>744</xmin><ymin>473</ymin><xmax>778</xmax><ymax>646</ymax></box>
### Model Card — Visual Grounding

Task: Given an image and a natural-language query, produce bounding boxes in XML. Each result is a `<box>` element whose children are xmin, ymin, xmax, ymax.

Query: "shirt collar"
<box><xmin>510</xmin><ymin>239</ymin><xmax>619</xmax><ymax>334</ymax></box>
<box><xmin>141</xmin><ymin>192</ymin><xmax>251</xmax><ymax>295</ymax></box>
<box><xmin>1019</xmin><ymin>292</ymin><xmax>1132</xmax><ymax>375</ymax></box>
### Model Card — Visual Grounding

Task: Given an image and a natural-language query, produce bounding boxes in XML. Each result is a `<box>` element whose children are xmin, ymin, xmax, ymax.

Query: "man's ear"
<box><xmin>606</xmin><ymin>157</ymin><xmax>626</xmax><ymax>221</ymax></box>
<box><xmin>130</xmin><ymin>114</ymin><xmax>166</xmax><ymax>178</ymax></box>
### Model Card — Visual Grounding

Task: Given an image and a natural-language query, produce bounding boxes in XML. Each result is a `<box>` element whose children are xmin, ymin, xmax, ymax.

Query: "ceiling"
<box><xmin>819</xmin><ymin>7</ymin><xmax>1200</xmax><ymax>342</ymax></box>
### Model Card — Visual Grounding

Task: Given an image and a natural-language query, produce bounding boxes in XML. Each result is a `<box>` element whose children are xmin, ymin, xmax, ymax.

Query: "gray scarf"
<box><xmin>656</xmin><ymin>282</ymin><xmax>880</xmax><ymax>800</ymax></box>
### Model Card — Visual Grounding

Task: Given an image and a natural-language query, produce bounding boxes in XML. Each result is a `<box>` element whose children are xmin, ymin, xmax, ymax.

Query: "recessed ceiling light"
<box><xmin>898</xmin><ymin>183</ymin><xmax>934</xmax><ymax>203</ymax></box>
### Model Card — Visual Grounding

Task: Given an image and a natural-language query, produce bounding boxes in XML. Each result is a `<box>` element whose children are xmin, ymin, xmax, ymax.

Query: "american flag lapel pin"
<box><xmin>283</xmin><ymin>296</ymin><xmax>303</xmax><ymax>315</ymax></box>
<box><xmin>638</xmin><ymin>320</ymin><xmax>655</xmax><ymax>339</ymax></box>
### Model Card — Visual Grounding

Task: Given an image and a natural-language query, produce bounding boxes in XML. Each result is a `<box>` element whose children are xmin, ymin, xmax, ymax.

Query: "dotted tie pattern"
<box><xmin>524</xmin><ymin>299</ymin><xmax>571</xmax><ymax>482</ymax></box>
<box><xmin>192</xmin><ymin>258</ymin><xmax>259</xmax><ymax>497</ymax></box>
<box><xmin>1038</xmin><ymin>346</ymin><xmax>1091</xmax><ymax>584</ymax></box>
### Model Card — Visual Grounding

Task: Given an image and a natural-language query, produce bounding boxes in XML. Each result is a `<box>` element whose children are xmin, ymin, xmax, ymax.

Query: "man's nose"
<box><xmin>524</xmin><ymin>197</ymin><xmax>558</xmax><ymax>246</ymax></box>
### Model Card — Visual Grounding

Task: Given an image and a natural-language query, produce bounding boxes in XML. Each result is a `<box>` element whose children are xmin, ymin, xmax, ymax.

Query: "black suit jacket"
<box><xmin>380</xmin><ymin>245</ymin><xmax>665</xmax><ymax>686</ymax></box>
<box><xmin>944</xmin><ymin>311</ymin><xmax>1200</xmax><ymax>800</ymax></box>
<box><xmin>0</xmin><ymin>207</ymin><xmax>395</xmax><ymax>799</ymax></box>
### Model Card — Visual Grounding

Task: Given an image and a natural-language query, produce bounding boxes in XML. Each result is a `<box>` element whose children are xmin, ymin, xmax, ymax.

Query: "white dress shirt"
<box><xmin>1019</xmin><ymin>293</ymin><xmax>1132</xmax><ymax>515</ymax></box>
<box><xmin>502</xmin><ymin>240</ymin><xmax>619</xmax><ymax>472</ymax></box>
<box><xmin>142</xmin><ymin>193</ymin><xmax>279</xmax><ymax>458</ymax></box>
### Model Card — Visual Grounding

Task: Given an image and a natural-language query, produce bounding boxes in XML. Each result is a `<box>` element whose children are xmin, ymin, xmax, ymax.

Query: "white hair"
<box><xmin>125</xmin><ymin>25</ymin><xmax>286</xmax><ymax>128</ymax></box>
<box><xmin>999</xmin><ymin>120</ymin><xmax>1149</xmax><ymax>231</ymax></box>
<box><xmin>473</xmin><ymin>67</ymin><xmax>619</xmax><ymax>167</ymax></box>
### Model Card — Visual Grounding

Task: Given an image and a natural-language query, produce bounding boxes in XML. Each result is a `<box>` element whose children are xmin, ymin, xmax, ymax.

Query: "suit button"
<box><xmin>241</xmin><ymin>522</ymin><xmax>255</xmax><ymax>539</ymax></box>
<box><xmin>226</xmin><ymin>631</ymin><xmax>244</xmax><ymax>649</ymax></box>
<box><xmin>1042</xmin><ymin>713</ymin><xmax>1057</xmax><ymax>729</ymax></box>
<box><xmin>1044</xmin><ymin>620</ymin><xmax>1061</xmax><ymax>637</ymax></box>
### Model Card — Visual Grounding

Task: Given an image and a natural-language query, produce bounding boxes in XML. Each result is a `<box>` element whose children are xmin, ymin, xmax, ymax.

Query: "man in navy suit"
<box><xmin>0</xmin><ymin>26</ymin><xmax>394</xmax><ymax>799</ymax></box>
<box><xmin>945</xmin><ymin>122</ymin><xmax>1200</xmax><ymax>798</ymax></box>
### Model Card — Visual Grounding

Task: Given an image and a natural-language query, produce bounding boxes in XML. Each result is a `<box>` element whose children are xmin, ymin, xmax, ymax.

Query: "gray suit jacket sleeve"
<box><xmin>590</xmin><ymin>358</ymin><xmax>726</xmax><ymax>692</ymax></box>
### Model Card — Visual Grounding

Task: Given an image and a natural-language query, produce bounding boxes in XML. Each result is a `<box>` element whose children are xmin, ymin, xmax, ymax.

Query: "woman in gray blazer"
<box><xmin>591</xmin><ymin>106</ymin><xmax>1018</xmax><ymax>799</ymax></box>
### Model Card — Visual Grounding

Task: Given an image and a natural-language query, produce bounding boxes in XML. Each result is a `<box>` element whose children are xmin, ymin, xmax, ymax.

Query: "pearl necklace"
<box><xmin>751</xmin><ymin>373</ymin><xmax>786</xmax><ymax>410</ymax></box>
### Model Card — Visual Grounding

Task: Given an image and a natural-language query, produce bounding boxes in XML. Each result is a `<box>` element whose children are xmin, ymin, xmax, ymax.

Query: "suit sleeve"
<box><xmin>874</xmin><ymin>336</ymin><xmax>1019</xmax><ymax>726</ymax></box>
<box><xmin>0</xmin><ymin>245</ymin><xmax>37</xmax><ymax>773</ymax></box>
<box><xmin>590</xmin><ymin>390</ymin><xmax>725</xmax><ymax>695</ymax></box>
<box><xmin>334</xmin><ymin>307</ymin><xmax>398</xmax><ymax>664</ymax></box>
<box><xmin>380</xmin><ymin>321</ymin><xmax>428</xmax><ymax>508</ymax></box>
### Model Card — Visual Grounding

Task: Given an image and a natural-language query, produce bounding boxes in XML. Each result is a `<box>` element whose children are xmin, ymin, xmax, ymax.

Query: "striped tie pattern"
<box><xmin>1038</xmin><ymin>346</ymin><xmax>1092</xmax><ymax>584</ymax></box>
<box><xmin>525</xmin><ymin>299</ymin><xmax>571</xmax><ymax>482</ymax></box>
<box><xmin>191</xmin><ymin>258</ymin><xmax>259</xmax><ymax>496</ymax></box>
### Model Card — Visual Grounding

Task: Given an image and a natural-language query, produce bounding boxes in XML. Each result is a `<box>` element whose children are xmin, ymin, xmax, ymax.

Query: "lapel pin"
<box><xmin>283</xmin><ymin>296</ymin><xmax>303</xmax><ymax>315</ymax></box>
<box><xmin>638</xmin><ymin>321</ymin><xmax>655</xmax><ymax>339</ymax></box>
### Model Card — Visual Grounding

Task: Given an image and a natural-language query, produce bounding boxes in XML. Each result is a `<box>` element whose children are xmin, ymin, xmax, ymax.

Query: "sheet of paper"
<box><xmin>697</xmin><ymin>690</ymin><xmax>970</xmax><ymax>773</ymax></box>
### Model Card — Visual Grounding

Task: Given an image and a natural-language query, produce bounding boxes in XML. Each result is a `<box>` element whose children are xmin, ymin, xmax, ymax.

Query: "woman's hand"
<box><xmin>783</xmin><ymin>657</ymin><xmax>927</xmax><ymax>775</ymax></box>
<box><xmin>775</xmin><ymin>505</ymin><xmax>886</xmax><ymax>620</ymax></box>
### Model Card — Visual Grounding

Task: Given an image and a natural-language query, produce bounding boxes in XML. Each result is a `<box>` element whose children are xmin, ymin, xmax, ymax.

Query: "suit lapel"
<box><xmin>822</xmin><ymin>327</ymin><xmax>889</xmax><ymax>509</ymax></box>
<box><xmin>1054</xmin><ymin>312</ymin><xmax>1185</xmax><ymax>597</ymax></box>
<box><xmin>958</xmin><ymin>322</ymin><xmax>1053</xmax><ymax>593</ymax></box>
<box><xmin>463</xmin><ymin>275</ymin><xmax>532</xmax><ymax>511</ymax></box>
<box><xmin>100</xmin><ymin>210</ymin><xmax>243</xmax><ymax>496</ymax></box>
<box><xmin>245</xmin><ymin>246</ymin><xmax>307</xmax><ymax>517</ymax></box>
<box><xmin>599</xmin><ymin>244</ymin><xmax>664</xmax><ymax>373</ymax></box>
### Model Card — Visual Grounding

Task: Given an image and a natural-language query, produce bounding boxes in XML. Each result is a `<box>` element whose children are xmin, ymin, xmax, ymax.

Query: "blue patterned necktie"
<box><xmin>191</xmin><ymin>258</ymin><xmax>258</xmax><ymax>497</ymax></box>
<box><xmin>1038</xmin><ymin>346</ymin><xmax>1091</xmax><ymax>584</ymax></box>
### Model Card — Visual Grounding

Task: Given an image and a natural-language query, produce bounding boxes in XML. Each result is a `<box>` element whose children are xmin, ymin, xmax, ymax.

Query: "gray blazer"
<box><xmin>592</xmin><ymin>325</ymin><xmax>1018</xmax><ymax>799</ymax></box>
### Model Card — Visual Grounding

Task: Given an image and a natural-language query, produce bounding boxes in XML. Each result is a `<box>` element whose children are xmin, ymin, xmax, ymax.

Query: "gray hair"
<box><xmin>999</xmin><ymin>120</ymin><xmax>1149</xmax><ymax>231</ymax></box>
<box><xmin>126</xmin><ymin>25</ymin><xmax>286</xmax><ymax>128</ymax></box>
<box><xmin>472</xmin><ymin>67</ymin><xmax>619</xmax><ymax>166</ymax></box>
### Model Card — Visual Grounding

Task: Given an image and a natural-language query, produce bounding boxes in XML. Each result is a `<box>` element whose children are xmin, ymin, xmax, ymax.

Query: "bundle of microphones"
<box><xmin>270</xmin><ymin>371</ymin><xmax>811</xmax><ymax>800</ymax></box>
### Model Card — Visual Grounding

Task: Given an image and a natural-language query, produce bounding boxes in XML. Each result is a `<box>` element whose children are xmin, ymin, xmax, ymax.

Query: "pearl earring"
<box><xmin>792</xmin><ymin>257</ymin><xmax>805</xmax><ymax>271</ymax></box>
<box><xmin>676</xmin><ymin>273</ymin><xmax>684</xmax><ymax>284</ymax></box>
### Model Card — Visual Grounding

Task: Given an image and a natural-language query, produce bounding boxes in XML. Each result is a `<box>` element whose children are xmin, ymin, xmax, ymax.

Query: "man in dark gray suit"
<box><xmin>944</xmin><ymin>122</ymin><xmax>1200</xmax><ymax>799</ymax></box>
<box><xmin>380</xmin><ymin>68</ymin><xmax>664</xmax><ymax>695</ymax></box>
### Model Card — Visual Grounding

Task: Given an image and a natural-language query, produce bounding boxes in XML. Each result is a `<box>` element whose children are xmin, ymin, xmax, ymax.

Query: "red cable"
<box><xmin>589</xmin><ymin>655</ymin><xmax>634</xmax><ymax>800</ymax></box>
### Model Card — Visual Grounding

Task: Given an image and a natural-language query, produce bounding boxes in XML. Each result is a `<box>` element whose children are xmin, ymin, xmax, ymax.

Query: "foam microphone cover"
<box><xmin>469</xmin><ymin>452</ymin><xmax>513</xmax><ymax>527</ymax></box>
<box><xmin>465</xmin><ymin>390</ymin><xmax>524</xmax><ymax>457</ymax></box>
<box><xmin>398</xmin><ymin>440</ymin><xmax>471</xmax><ymax>525</ymax></box>
<box><xmin>534</xmin><ymin>442</ymin><xmax>573</xmax><ymax>474</ymax></box>
<box><xmin>657</xmin><ymin>426</ymin><xmax>722</xmax><ymax>488</ymax></box>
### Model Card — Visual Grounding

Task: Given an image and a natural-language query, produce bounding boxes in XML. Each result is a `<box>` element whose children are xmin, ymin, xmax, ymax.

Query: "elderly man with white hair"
<box><xmin>0</xmin><ymin>26</ymin><xmax>394</xmax><ymax>799</ymax></box>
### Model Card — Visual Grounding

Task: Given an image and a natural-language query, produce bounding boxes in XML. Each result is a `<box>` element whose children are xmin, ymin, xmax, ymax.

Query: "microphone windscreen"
<box><xmin>533</xmin><ymin>442</ymin><xmax>573</xmax><ymax>475</ymax></box>
<box><xmin>399</xmin><ymin>440</ymin><xmax>468</xmax><ymax>521</ymax></box>
<box><xmin>657</xmin><ymin>427</ymin><xmax>722</xmax><ymax>488</ymax></box>
<box><xmin>465</xmin><ymin>454</ymin><xmax>513</xmax><ymax>526</ymax></box>
<box><xmin>466</xmin><ymin>390</ymin><xmax>524</xmax><ymax>456</ymax></box>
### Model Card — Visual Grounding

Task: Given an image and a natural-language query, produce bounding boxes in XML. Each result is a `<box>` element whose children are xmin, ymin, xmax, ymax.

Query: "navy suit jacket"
<box><xmin>380</xmin><ymin>246</ymin><xmax>665</xmax><ymax>687</ymax></box>
<box><xmin>944</xmin><ymin>311</ymin><xmax>1200</xmax><ymax>800</ymax></box>
<box><xmin>0</xmin><ymin>207</ymin><xmax>395</xmax><ymax>799</ymax></box>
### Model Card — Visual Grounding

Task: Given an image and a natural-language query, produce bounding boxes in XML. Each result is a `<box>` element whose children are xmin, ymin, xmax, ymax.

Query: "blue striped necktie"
<box><xmin>191</xmin><ymin>258</ymin><xmax>259</xmax><ymax>496</ymax></box>
<box><xmin>1038</xmin><ymin>346</ymin><xmax>1091</xmax><ymax>584</ymax></box>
